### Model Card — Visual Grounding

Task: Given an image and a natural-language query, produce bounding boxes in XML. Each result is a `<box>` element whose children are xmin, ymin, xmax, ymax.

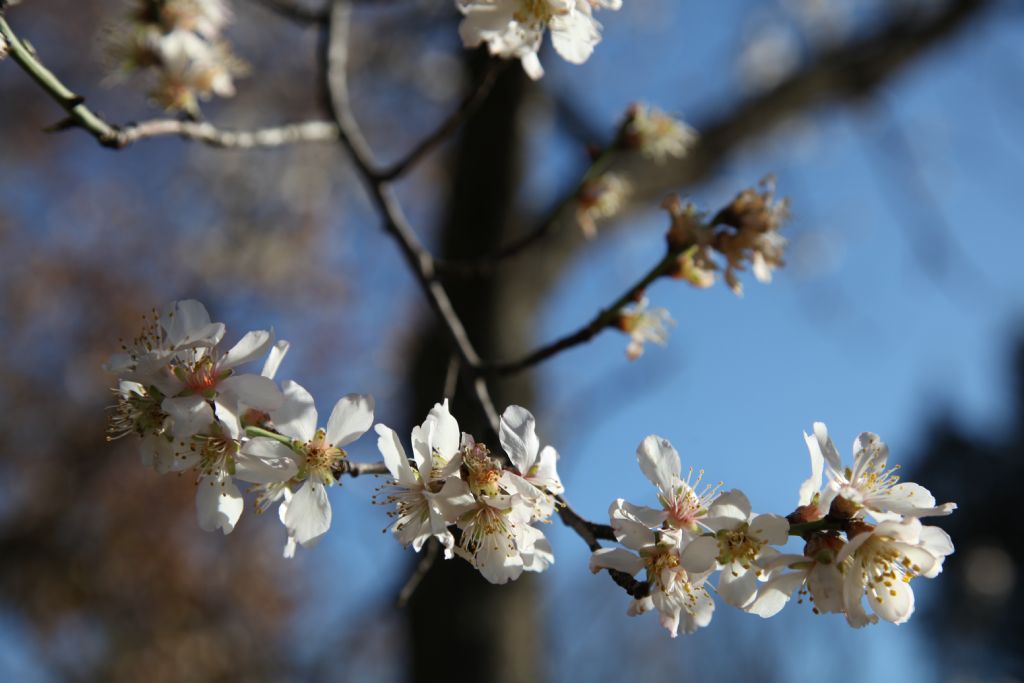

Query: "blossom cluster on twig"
<box><xmin>103</xmin><ymin>0</ymin><xmax>244</xmax><ymax>112</ymax></box>
<box><xmin>105</xmin><ymin>299</ymin><xmax>956</xmax><ymax>636</ymax></box>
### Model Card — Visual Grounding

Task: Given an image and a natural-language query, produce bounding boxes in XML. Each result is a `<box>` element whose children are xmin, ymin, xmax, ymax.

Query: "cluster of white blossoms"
<box><xmin>376</xmin><ymin>403</ymin><xmax>562</xmax><ymax>584</ymax></box>
<box><xmin>589</xmin><ymin>428</ymin><xmax>956</xmax><ymax>637</ymax></box>
<box><xmin>106</xmin><ymin>302</ymin><xmax>955</xmax><ymax>627</ymax></box>
<box><xmin>104</xmin><ymin>0</ymin><xmax>243</xmax><ymax>112</ymax></box>
<box><xmin>105</xmin><ymin>300</ymin><xmax>373</xmax><ymax>555</ymax></box>
<box><xmin>458</xmin><ymin>0</ymin><xmax>622</xmax><ymax>80</ymax></box>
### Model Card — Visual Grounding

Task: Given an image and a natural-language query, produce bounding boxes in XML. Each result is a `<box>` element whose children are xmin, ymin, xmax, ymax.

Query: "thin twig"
<box><xmin>335</xmin><ymin>460</ymin><xmax>389</xmax><ymax>478</ymax></box>
<box><xmin>482</xmin><ymin>242</ymin><xmax>680</xmax><ymax>375</ymax></box>
<box><xmin>247</xmin><ymin>0</ymin><xmax>329</xmax><ymax>24</ymax></box>
<box><xmin>436</xmin><ymin>147</ymin><xmax>617</xmax><ymax>277</ymax></box>
<box><xmin>396</xmin><ymin>539</ymin><xmax>439</xmax><ymax>608</ymax></box>
<box><xmin>376</xmin><ymin>60</ymin><xmax>507</xmax><ymax>181</ymax></box>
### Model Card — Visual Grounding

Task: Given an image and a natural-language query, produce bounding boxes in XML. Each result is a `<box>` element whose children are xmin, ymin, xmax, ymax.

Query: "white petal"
<box><xmin>284</xmin><ymin>479</ymin><xmax>332</xmax><ymax>547</ymax></box>
<box><xmin>869</xmin><ymin>574</ymin><xmax>914</xmax><ymax>624</ymax></box>
<box><xmin>748</xmin><ymin>570</ymin><xmax>805</xmax><ymax>618</ymax></box>
<box><xmin>705</xmin><ymin>489</ymin><xmax>752</xmax><ymax>531</ymax></box>
<box><xmin>219</xmin><ymin>329</ymin><xmax>273</xmax><ymax>371</ymax></box>
<box><xmin>851</xmin><ymin>431</ymin><xmax>888</xmax><ymax>481</ymax></box>
<box><xmin>549</xmin><ymin>10</ymin><xmax>600</xmax><ymax>65</ymax></box>
<box><xmin>427</xmin><ymin>399</ymin><xmax>461</xmax><ymax>458</ymax></box>
<box><xmin>679</xmin><ymin>536</ymin><xmax>719</xmax><ymax>574</ymax></box>
<box><xmin>375</xmin><ymin>423</ymin><xmax>418</xmax><ymax>486</ymax></box>
<box><xmin>812</xmin><ymin>422</ymin><xmax>844</xmax><ymax>476</ymax></box>
<box><xmin>636</xmin><ymin>435</ymin><xmax>680</xmax><ymax>496</ymax></box>
<box><xmin>798</xmin><ymin>429</ymin><xmax>824</xmax><ymax>506</ymax></box>
<box><xmin>196</xmin><ymin>476</ymin><xmax>243</xmax><ymax>534</ymax></box>
<box><xmin>499</xmin><ymin>404</ymin><xmax>540</xmax><ymax>475</ymax></box>
<box><xmin>589</xmin><ymin>547</ymin><xmax>644</xmax><ymax>576</ymax></box>
<box><xmin>162</xmin><ymin>395</ymin><xmax>213</xmax><ymax>439</ymax></box>
<box><xmin>520</xmin><ymin>52</ymin><xmax>544</xmax><ymax>80</ymax></box>
<box><xmin>718</xmin><ymin>563</ymin><xmax>759</xmax><ymax>608</ymax></box>
<box><xmin>326</xmin><ymin>393</ymin><xmax>375</xmax><ymax>447</ymax></box>
<box><xmin>807</xmin><ymin>563</ymin><xmax>845</xmax><ymax>613</ymax></box>
<box><xmin>261</xmin><ymin>340</ymin><xmax>290</xmax><ymax>379</ymax></box>
<box><xmin>236</xmin><ymin>439</ymin><xmax>299</xmax><ymax>484</ymax></box>
<box><xmin>842</xmin><ymin>561</ymin><xmax>877</xmax><ymax>628</ymax></box>
<box><xmin>219</xmin><ymin>374</ymin><xmax>283</xmax><ymax>412</ymax></box>
<box><xmin>163</xmin><ymin>299</ymin><xmax>223</xmax><ymax>348</ymax></box>
<box><xmin>271</xmin><ymin>380</ymin><xmax>317</xmax><ymax>441</ymax></box>
<box><xmin>749</xmin><ymin>513</ymin><xmax>789</xmax><ymax>546</ymax></box>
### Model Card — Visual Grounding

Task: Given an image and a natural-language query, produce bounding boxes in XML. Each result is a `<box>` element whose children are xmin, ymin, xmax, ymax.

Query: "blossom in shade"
<box><xmin>748</xmin><ymin>533</ymin><xmax>847</xmax><ymax>618</ymax></box>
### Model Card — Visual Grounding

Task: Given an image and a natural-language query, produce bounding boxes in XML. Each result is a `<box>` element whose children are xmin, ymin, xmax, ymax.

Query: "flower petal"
<box><xmin>326</xmin><ymin>393</ymin><xmax>375</xmax><ymax>447</ymax></box>
<box><xmin>196</xmin><ymin>476</ymin><xmax>243</xmax><ymax>534</ymax></box>
<box><xmin>162</xmin><ymin>395</ymin><xmax>213</xmax><ymax>439</ymax></box>
<box><xmin>220</xmin><ymin>329</ymin><xmax>273</xmax><ymax>371</ymax></box>
<box><xmin>499</xmin><ymin>404</ymin><xmax>540</xmax><ymax>475</ymax></box>
<box><xmin>271</xmin><ymin>380</ymin><xmax>317</xmax><ymax>441</ymax></box>
<box><xmin>589</xmin><ymin>547</ymin><xmax>644</xmax><ymax>576</ymax></box>
<box><xmin>705</xmin><ymin>489</ymin><xmax>752</xmax><ymax>531</ymax></box>
<box><xmin>219</xmin><ymin>373</ymin><xmax>283</xmax><ymax>412</ymax></box>
<box><xmin>236</xmin><ymin>439</ymin><xmax>299</xmax><ymax>484</ymax></box>
<box><xmin>284</xmin><ymin>479</ymin><xmax>332</xmax><ymax>547</ymax></box>
<box><xmin>375</xmin><ymin>423</ymin><xmax>417</xmax><ymax>486</ymax></box>
<box><xmin>636</xmin><ymin>435</ymin><xmax>680</xmax><ymax>496</ymax></box>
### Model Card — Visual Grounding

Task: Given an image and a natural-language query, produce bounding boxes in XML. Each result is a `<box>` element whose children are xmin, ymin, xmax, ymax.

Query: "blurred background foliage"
<box><xmin>1</xmin><ymin>0</ymin><xmax>1022</xmax><ymax>681</ymax></box>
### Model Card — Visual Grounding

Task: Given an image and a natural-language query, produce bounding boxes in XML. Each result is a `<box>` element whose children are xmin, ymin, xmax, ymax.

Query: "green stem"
<box><xmin>244</xmin><ymin>426</ymin><xmax>295</xmax><ymax>448</ymax></box>
<box><xmin>0</xmin><ymin>14</ymin><xmax>119</xmax><ymax>144</ymax></box>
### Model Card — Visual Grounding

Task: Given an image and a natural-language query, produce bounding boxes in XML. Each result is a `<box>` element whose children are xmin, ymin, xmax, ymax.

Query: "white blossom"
<box><xmin>590</xmin><ymin>499</ymin><xmax>715</xmax><ymax>637</ymax></box>
<box><xmin>498</xmin><ymin>404</ymin><xmax>563</xmax><ymax>520</ymax></box>
<box><xmin>457</xmin><ymin>0</ymin><xmax>619</xmax><ymax>80</ymax></box>
<box><xmin>749</xmin><ymin>534</ymin><xmax>846</xmax><ymax>618</ymax></box>
<box><xmin>632</xmin><ymin>435</ymin><xmax>720</xmax><ymax>534</ymax></box>
<box><xmin>837</xmin><ymin>518</ymin><xmax>954</xmax><ymax>627</ymax></box>
<box><xmin>375</xmin><ymin>400</ymin><xmax>476</xmax><ymax>558</ymax></box>
<box><xmin>801</xmin><ymin>422</ymin><xmax>957</xmax><ymax>521</ymax></box>
<box><xmin>681</xmin><ymin>489</ymin><xmax>789</xmax><ymax>611</ymax></box>
<box><xmin>242</xmin><ymin>380</ymin><xmax>374</xmax><ymax>552</ymax></box>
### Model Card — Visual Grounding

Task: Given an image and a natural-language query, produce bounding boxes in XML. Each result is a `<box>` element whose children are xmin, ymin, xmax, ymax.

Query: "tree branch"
<box><xmin>0</xmin><ymin>14</ymin><xmax>340</xmax><ymax>149</ymax></box>
<box><xmin>375</xmin><ymin>59</ymin><xmax>508</xmax><ymax>181</ymax></box>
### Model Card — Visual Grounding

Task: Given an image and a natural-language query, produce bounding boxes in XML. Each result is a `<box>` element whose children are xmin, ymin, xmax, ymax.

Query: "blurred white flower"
<box><xmin>457</xmin><ymin>0</ymin><xmax>619</xmax><ymax>80</ymax></box>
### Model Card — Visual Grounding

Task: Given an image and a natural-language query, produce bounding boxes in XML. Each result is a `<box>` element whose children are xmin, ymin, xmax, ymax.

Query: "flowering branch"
<box><xmin>0</xmin><ymin>13</ymin><xmax>339</xmax><ymax>148</ymax></box>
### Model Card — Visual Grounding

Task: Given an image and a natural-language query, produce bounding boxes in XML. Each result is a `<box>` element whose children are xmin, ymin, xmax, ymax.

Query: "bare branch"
<box><xmin>320</xmin><ymin>0</ymin><xmax>500</xmax><ymax>434</ymax></box>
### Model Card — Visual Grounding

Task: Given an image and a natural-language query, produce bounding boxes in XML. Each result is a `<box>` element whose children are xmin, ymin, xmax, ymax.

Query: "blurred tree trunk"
<box><xmin>405</xmin><ymin>53</ymin><xmax>542</xmax><ymax>683</ymax></box>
